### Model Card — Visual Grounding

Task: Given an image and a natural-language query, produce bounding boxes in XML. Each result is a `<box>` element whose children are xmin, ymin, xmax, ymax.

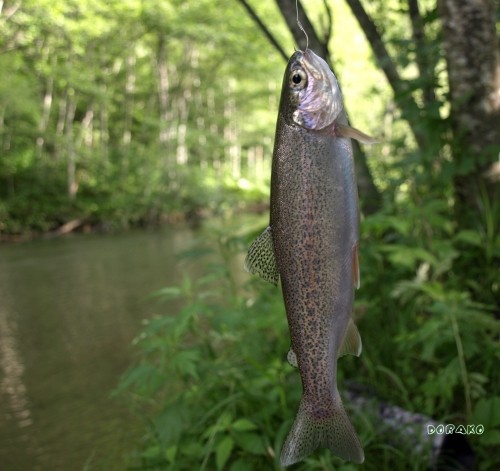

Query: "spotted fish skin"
<box><xmin>245</xmin><ymin>49</ymin><xmax>366</xmax><ymax>466</ymax></box>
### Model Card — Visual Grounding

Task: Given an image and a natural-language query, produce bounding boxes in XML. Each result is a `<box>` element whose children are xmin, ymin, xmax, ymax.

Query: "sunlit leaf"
<box><xmin>216</xmin><ymin>436</ymin><xmax>234</xmax><ymax>470</ymax></box>
<box><xmin>232</xmin><ymin>418</ymin><xmax>258</xmax><ymax>432</ymax></box>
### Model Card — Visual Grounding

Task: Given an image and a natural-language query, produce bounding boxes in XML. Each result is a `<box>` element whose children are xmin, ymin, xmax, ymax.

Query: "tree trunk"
<box><xmin>0</xmin><ymin>107</ymin><xmax>15</xmax><ymax>195</ymax></box>
<box><xmin>438</xmin><ymin>0</ymin><xmax>500</xmax><ymax>229</ymax></box>
<box><xmin>76</xmin><ymin>106</ymin><xmax>94</xmax><ymax>150</ymax></box>
<box><xmin>157</xmin><ymin>35</ymin><xmax>171</xmax><ymax>151</ymax></box>
<box><xmin>0</xmin><ymin>106</ymin><xmax>5</xmax><ymax>156</ymax></box>
<box><xmin>157</xmin><ymin>34</ymin><xmax>179</xmax><ymax>187</ymax></box>
<box><xmin>36</xmin><ymin>69</ymin><xmax>54</xmax><ymax>159</ymax></box>
<box><xmin>123</xmin><ymin>53</ymin><xmax>136</xmax><ymax>149</ymax></box>
<box><xmin>65</xmin><ymin>90</ymin><xmax>77</xmax><ymax>199</ymax></box>
<box><xmin>176</xmin><ymin>47</ymin><xmax>194</xmax><ymax>166</ymax></box>
<box><xmin>55</xmin><ymin>90</ymin><xmax>67</xmax><ymax>163</ymax></box>
<box><xmin>223</xmin><ymin>80</ymin><xmax>240</xmax><ymax>178</ymax></box>
<box><xmin>98</xmin><ymin>83</ymin><xmax>109</xmax><ymax>163</ymax></box>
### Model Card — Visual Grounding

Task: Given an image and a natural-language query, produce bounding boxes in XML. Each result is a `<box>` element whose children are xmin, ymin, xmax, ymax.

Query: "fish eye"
<box><xmin>290</xmin><ymin>69</ymin><xmax>307</xmax><ymax>89</ymax></box>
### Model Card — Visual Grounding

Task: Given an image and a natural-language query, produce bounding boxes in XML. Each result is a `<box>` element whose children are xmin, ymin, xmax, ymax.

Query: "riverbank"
<box><xmin>0</xmin><ymin>200</ymin><xmax>269</xmax><ymax>243</ymax></box>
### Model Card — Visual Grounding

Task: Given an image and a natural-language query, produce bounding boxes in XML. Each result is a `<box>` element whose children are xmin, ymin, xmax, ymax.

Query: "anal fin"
<box><xmin>338</xmin><ymin>318</ymin><xmax>362</xmax><ymax>357</ymax></box>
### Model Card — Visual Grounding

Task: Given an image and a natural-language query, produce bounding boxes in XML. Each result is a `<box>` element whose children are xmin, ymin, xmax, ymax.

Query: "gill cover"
<box><xmin>290</xmin><ymin>49</ymin><xmax>343</xmax><ymax>131</ymax></box>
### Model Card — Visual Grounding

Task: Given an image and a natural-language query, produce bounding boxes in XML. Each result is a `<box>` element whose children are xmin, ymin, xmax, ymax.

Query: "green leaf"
<box><xmin>181</xmin><ymin>441</ymin><xmax>204</xmax><ymax>458</ymax></box>
<box><xmin>114</xmin><ymin>363</ymin><xmax>161</xmax><ymax>396</ymax></box>
<box><xmin>454</xmin><ymin>230</ymin><xmax>483</xmax><ymax>248</ymax></box>
<box><xmin>155</xmin><ymin>403</ymin><xmax>188</xmax><ymax>444</ymax></box>
<box><xmin>383</xmin><ymin>245</ymin><xmax>437</xmax><ymax>269</ymax></box>
<box><xmin>141</xmin><ymin>445</ymin><xmax>161</xmax><ymax>460</ymax></box>
<box><xmin>471</xmin><ymin>396</ymin><xmax>500</xmax><ymax>428</ymax></box>
<box><xmin>148</xmin><ymin>286</ymin><xmax>183</xmax><ymax>300</ymax></box>
<box><xmin>234</xmin><ymin>432</ymin><xmax>266</xmax><ymax>455</ymax></box>
<box><xmin>232</xmin><ymin>418</ymin><xmax>258</xmax><ymax>432</ymax></box>
<box><xmin>479</xmin><ymin>430</ymin><xmax>500</xmax><ymax>446</ymax></box>
<box><xmin>203</xmin><ymin>411</ymin><xmax>234</xmax><ymax>439</ymax></box>
<box><xmin>173</xmin><ymin>349</ymin><xmax>200</xmax><ymax>379</ymax></box>
<box><xmin>216</xmin><ymin>436</ymin><xmax>234</xmax><ymax>470</ymax></box>
<box><xmin>165</xmin><ymin>445</ymin><xmax>177</xmax><ymax>463</ymax></box>
<box><xmin>229</xmin><ymin>459</ymin><xmax>254</xmax><ymax>471</ymax></box>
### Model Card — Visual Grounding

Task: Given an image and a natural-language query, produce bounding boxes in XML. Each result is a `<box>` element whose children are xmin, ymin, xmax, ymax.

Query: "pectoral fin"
<box><xmin>244</xmin><ymin>226</ymin><xmax>279</xmax><ymax>286</ymax></box>
<box><xmin>287</xmin><ymin>348</ymin><xmax>298</xmax><ymax>368</ymax></box>
<box><xmin>338</xmin><ymin>318</ymin><xmax>362</xmax><ymax>357</ymax></box>
<box><xmin>337</xmin><ymin>124</ymin><xmax>379</xmax><ymax>144</ymax></box>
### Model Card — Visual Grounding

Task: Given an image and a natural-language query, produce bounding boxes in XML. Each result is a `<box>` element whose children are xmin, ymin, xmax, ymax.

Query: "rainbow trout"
<box><xmin>245</xmin><ymin>49</ymin><xmax>375</xmax><ymax>466</ymax></box>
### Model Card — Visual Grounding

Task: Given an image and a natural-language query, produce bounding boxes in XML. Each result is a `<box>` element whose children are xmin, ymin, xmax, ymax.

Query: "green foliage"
<box><xmin>116</xmin><ymin>230</ymin><xmax>291</xmax><ymax>470</ymax></box>
<box><xmin>116</xmin><ymin>209</ymin><xmax>499</xmax><ymax>470</ymax></box>
<box><xmin>471</xmin><ymin>397</ymin><xmax>500</xmax><ymax>448</ymax></box>
<box><xmin>354</xmin><ymin>195</ymin><xmax>498</xmax><ymax>469</ymax></box>
<box><xmin>0</xmin><ymin>0</ymin><xmax>280</xmax><ymax>235</ymax></box>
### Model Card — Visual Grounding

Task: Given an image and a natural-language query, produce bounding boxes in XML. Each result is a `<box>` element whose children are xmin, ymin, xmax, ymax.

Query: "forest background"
<box><xmin>0</xmin><ymin>0</ymin><xmax>498</xmax><ymax>470</ymax></box>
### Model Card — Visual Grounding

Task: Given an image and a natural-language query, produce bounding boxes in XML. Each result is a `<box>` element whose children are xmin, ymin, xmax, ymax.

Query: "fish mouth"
<box><xmin>289</xmin><ymin>49</ymin><xmax>318</xmax><ymax>76</ymax></box>
<box><xmin>302</xmin><ymin>49</ymin><xmax>328</xmax><ymax>81</ymax></box>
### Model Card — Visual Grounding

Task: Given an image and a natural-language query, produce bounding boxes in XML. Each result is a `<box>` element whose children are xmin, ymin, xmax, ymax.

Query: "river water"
<box><xmin>0</xmin><ymin>223</ymin><xmax>254</xmax><ymax>471</ymax></box>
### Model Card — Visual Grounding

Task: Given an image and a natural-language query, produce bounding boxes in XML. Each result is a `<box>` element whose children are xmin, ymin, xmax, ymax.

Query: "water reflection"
<box><xmin>0</xmin><ymin>307</ymin><xmax>33</xmax><ymax>429</ymax></box>
<box><xmin>0</xmin><ymin>227</ymin><xmax>217</xmax><ymax>471</ymax></box>
<box><xmin>0</xmin><ymin>291</ymin><xmax>41</xmax><ymax>471</ymax></box>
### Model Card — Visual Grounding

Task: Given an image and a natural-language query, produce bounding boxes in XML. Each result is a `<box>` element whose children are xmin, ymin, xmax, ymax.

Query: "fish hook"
<box><xmin>295</xmin><ymin>0</ymin><xmax>309</xmax><ymax>51</ymax></box>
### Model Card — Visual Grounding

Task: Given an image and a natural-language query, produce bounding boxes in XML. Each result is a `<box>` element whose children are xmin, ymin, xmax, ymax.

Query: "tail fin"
<box><xmin>280</xmin><ymin>393</ymin><xmax>364</xmax><ymax>467</ymax></box>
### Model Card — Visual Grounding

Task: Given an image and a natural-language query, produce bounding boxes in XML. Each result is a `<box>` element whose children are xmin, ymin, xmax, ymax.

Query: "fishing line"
<box><xmin>295</xmin><ymin>0</ymin><xmax>309</xmax><ymax>51</ymax></box>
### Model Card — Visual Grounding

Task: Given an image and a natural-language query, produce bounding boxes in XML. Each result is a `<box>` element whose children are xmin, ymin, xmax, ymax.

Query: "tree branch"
<box><xmin>344</xmin><ymin>0</ymin><xmax>401</xmax><ymax>92</ymax></box>
<box><xmin>321</xmin><ymin>0</ymin><xmax>333</xmax><ymax>48</ymax></box>
<box><xmin>408</xmin><ymin>0</ymin><xmax>436</xmax><ymax>108</ymax></box>
<box><xmin>274</xmin><ymin>0</ymin><xmax>330</xmax><ymax>62</ymax></box>
<box><xmin>439</xmin><ymin>0</ymin><xmax>500</xmax><ymax>227</ymax></box>
<box><xmin>236</xmin><ymin>0</ymin><xmax>288</xmax><ymax>62</ymax></box>
<box><xmin>344</xmin><ymin>0</ymin><xmax>426</xmax><ymax>148</ymax></box>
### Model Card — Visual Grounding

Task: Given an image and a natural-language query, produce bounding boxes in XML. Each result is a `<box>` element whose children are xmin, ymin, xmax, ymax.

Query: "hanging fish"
<box><xmin>245</xmin><ymin>48</ymin><xmax>375</xmax><ymax>466</ymax></box>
